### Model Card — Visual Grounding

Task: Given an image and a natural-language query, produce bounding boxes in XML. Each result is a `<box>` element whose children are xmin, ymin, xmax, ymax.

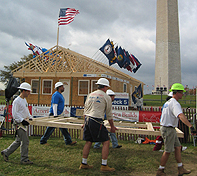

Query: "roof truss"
<box><xmin>12</xmin><ymin>45</ymin><xmax>143</xmax><ymax>84</ymax></box>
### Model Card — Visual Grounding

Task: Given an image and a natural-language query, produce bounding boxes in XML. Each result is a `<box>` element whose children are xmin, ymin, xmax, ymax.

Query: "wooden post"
<box><xmin>80</xmin><ymin>128</ymin><xmax>83</xmax><ymax>140</ymax></box>
<box><xmin>70</xmin><ymin>77</ymin><xmax>73</xmax><ymax>106</ymax></box>
<box><xmin>57</xmin><ymin>25</ymin><xmax>59</xmax><ymax>50</ymax></box>
<box><xmin>38</xmin><ymin>77</ymin><xmax>41</xmax><ymax>105</ymax></box>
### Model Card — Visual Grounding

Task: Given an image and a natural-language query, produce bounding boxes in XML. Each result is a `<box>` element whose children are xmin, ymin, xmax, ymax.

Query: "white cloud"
<box><xmin>0</xmin><ymin>0</ymin><xmax>197</xmax><ymax>93</ymax></box>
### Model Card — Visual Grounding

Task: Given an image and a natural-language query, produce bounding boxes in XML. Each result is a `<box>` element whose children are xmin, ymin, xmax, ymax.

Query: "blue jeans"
<box><xmin>94</xmin><ymin>132</ymin><xmax>118</xmax><ymax>148</ymax></box>
<box><xmin>40</xmin><ymin>127</ymin><xmax>72</xmax><ymax>145</ymax></box>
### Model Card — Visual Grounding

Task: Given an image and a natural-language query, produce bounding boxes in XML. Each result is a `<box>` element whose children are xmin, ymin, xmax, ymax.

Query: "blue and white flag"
<box><xmin>100</xmin><ymin>39</ymin><xmax>117</xmax><ymax>66</ymax></box>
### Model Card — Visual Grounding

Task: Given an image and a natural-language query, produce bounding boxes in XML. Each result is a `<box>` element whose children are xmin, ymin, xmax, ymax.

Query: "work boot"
<box><xmin>79</xmin><ymin>163</ymin><xmax>93</xmax><ymax>169</ymax></box>
<box><xmin>178</xmin><ymin>166</ymin><xmax>191</xmax><ymax>176</ymax></box>
<box><xmin>156</xmin><ymin>168</ymin><xmax>166</xmax><ymax>176</ymax></box>
<box><xmin>69</xmin><ymin>141</ymin><xmax>77</xmax><ymax>145</ymax></box>
<box><xmin>1</xmin><ymin>151</ymin><xmax>8</xmax><ymax>162</ymax></box>
<box><xmin>100</xmin><ymin>165</ymin><xmax>115</xmax><ymax>172</ymax></box>
<box><xmin>21</xmin><ymin>160</ymin><xmax>33</xmax><ymax>165</ymax></box>
<box><xmin>114</xmin><ymin>145</ymin><xmax>122</xmax><ymax>148</ymax></box>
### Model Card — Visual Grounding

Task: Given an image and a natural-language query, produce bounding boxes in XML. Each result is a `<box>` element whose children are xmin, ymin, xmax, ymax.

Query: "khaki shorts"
<box><xmin>160</xmin><ymin>126</ymin><xmax>181</xmax><ymax>153</ymax></box>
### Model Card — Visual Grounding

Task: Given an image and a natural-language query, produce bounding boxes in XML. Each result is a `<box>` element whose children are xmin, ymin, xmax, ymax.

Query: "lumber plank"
<box><xmin>146</xmin><ymin>122</ymin><xmax>154</xmax><ymax>131</ymax></box>
<box><xmin>28</xmin><ymin>117</ymin><xmax>184</xmax><ymax>138</ymax></box>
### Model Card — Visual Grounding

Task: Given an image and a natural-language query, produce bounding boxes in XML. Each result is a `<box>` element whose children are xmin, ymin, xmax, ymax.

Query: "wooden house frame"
<box><xmin>28</xmin><ymin>116</ymin><xmax>184</xmax><ymax>139</ymax></box>
<box><xmin>12</xmin><ymin>45</ymin><xmax>144</xmax><ymax>106</ymax></box>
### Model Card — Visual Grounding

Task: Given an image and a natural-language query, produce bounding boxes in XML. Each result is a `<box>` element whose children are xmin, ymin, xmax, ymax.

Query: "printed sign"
<box><xmin>112</xmin><ymin>92</ymin><xmax>129</xmax><ymax>106</ymax></box>
<box><xmin>32</xmin><ymin>106</ymin><xmax>50</xmax><ymax>117</ymax></box>
<box><xmin>32</xmin><ymin>106</ymin><xmax>71</xmax><ymax>117</ymax></box>
<box><xmin>62</xmin><ymin>106</ymin><xmax>70</xmax><ymax>117</ymax></box>
<box><xmin>112</xmin><ymin>110</ymin><xmax>139</xmax><ymax>122</ymax></box>
<box><xmin>139</xmin><ymin>111</ymin><xmax>161</xmax><ymax>123</ymax></box>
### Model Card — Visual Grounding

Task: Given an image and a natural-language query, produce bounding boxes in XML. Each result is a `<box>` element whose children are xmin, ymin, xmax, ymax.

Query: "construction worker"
<box><xmin>94</xmin><ymin>89</ymin><xmax>122</xmax><ymax>149</ymax></box>
<box><xmin>156</xmin><ymin>83</ymin><xmax>196</xmax><ymax>176</ymax></box>
<box><xmin>79</xmin><ymin>78</ymin><xmax>117</xmax><ymax>172</ymax></box>
<box><xmin>40</xmin><ymin>82</ymin><xmax>77</xmax><ymax>146</ymax></box>
<box><xmin>1</xmin><ymin>82</ymin><xmax>33</xmax><ymax>164</ymax></box>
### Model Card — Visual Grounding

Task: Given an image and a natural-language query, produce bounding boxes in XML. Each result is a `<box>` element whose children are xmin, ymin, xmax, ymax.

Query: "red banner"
<box><xmin>139</xmin><ymin>111</ymin><xmax>161</xmax><ymax>123</ymax></box>
<box><xmin>4</xmin><ymin>105</ymin><xmax>32</xmax><ymax>122</ymax></box>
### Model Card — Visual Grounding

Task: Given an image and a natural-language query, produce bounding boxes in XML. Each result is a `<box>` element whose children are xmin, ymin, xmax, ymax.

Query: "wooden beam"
<box><xmin>28</xmin><ymin>116</ymin><xmax>184</xmax><ymax>138</ymax></box>
<box><xmin>146</xmin><ymin>122</ymin><xmax>154</xmax><ymax>131</ymax></box>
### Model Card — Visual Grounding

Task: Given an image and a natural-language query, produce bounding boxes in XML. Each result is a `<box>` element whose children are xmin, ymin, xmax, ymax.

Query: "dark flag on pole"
<box><xmin>132</xmin><ymin>83</ymin><xmax>143</xmax><ymax>106</ymax></box>
<box><xmin>99</xmin><ymin>39</ymin><xmax>117</xmax><ymax>66</ymax></box>
<box><xmin>131</xmin><ymin>54</ymin><xmax>142</xmax><ymax>73</ymax></box>
<box><xmin>122</xmin><ymin>49</ymin><xmax>131</xmax><ymax>69</ymax></box>
<box><xmin>99</xmin><ymin>38</ymin><xmax>142</xmax><ymax>73</ymax></box>
<box><xmin>58</xmin><ymin>8</ymin><xmax>79</xmax><ymax>25</ymax></box>
<box><xmin>117</xmin><ymin>46</ymin><xmax>125</xmax><ymax>68</ymax></box>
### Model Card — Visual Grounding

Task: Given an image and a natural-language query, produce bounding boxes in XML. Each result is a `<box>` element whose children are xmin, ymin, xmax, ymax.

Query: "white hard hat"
<box><xmin>95</xmin><ymin>78</ymin><xmax>110</xmax><ymax>87</ymax></box>
<box><xmin>55</xmin><ymin>82</ymin><xmax>63</xmax><ymax>89</ymax></box>
<box><xmin>18</xmin><ymin>82</ymin><xmax>31</xmax><ymax>91</ymax></box>
<box><xmin>106</xmin><ymin>89</ymin><xmax>115</xmax><ymax>96</ymax></box>
<box><xmin>168</xmin><ymin>92</ymin><xmax>173</xmax><ymax>96</ymax></box>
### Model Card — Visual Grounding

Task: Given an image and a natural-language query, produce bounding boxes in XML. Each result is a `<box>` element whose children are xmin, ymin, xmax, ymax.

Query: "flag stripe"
<box><xmin>58</xmin><ymin>8</ymin><xmax>79</xmax><ymax>25</ymax></box>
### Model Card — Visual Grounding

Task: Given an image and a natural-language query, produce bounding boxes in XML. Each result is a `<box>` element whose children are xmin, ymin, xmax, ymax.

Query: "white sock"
<box><xmin>177</xmin><ymin>163</ymin><xmax>182</xmax><ymax>167</ymax></box>
<box><xmin>82</xmin><ymin>158</ymin><xmax>87</xmax><ymax>164</ymax></box>
<box><xmin>102</xmin><ymin>159</ymin><xmax>107</xmax><ymax>166</ymax></box>
<box><xmin>159</xmin><ymin>165</ymin><xmax>165</xmax><ymax>169</ymax></box>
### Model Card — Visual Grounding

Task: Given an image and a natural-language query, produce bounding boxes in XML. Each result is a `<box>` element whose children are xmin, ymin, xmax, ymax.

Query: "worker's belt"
<box><xmin>163</xmin><ymin>126</ymin><xmax>175</xmax><ymax>128</ymax></box>
<box><xmin>85</xmin><ymin>116</ymin><xmax>104</xmax><ymax>125</ymax></box>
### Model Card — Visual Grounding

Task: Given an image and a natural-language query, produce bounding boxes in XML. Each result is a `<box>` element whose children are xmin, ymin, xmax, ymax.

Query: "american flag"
<box><xmin>58</xmin><ymin>8</ymin><xmax>79</xmax><ymax>25</ymax></box>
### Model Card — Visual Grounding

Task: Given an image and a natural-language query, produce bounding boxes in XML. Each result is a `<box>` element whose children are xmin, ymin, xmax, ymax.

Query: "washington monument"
<box><xmin>154</xmin><ymin>0</ymin><xmax>181</xmax><ymax>92</ymax></box>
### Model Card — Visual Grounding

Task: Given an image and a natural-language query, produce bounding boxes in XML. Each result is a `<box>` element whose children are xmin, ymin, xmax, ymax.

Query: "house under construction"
<box><xmin>12</xmin><ymin>45</ymin><xmax>144</xmax><ymax>106</ymax></box>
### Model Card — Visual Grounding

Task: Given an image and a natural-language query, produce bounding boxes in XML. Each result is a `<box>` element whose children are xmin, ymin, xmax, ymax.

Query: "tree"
<box><xmin>0</xmin><ymin>54</ymin><xmax>33</xmax><ymax>83</ymax></box>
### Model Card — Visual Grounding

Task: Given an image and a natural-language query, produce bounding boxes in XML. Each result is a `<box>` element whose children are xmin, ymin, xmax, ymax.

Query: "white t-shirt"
<box><xmin>160</xmin><ymin>98</ymin><xmax>182</xmax><ymax>127</ymax></box>
<box><xmin>12</xmin><ymin>96</ymin><xmax>31</xmax><ymax>123</ymax></box>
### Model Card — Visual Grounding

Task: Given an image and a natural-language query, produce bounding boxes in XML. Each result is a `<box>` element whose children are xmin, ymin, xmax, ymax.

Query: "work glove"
<box><xmin>22</xmin><ymin>120</ymin><xmax>29</xmax><ymax>126</ymax></box>
<box><xmin>190</xmin><ymin>126</ymin><xmax>197</xmax><ymax>134</ymax></box>
<box><xmin>29</xmin><ymin>116</ymin><xmax>33</xmax><ymax>121</ymax></box>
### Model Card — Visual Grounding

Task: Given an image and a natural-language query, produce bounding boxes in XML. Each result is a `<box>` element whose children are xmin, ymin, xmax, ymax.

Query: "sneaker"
<box><xmin>181</xmin><ymin>146</ymin><xmax>187</xmax><ymax>151</ymax></box>
<box><xmin>178</xmin><ymin>165</ymin><xmax>191</xmax><ymax>176</ymax></box>
<box><xmin>69</xmin><ymin>141</ymin><xmax>77</xmax><ymax>145</ymax></box>
<box><xmin>1</xmin><ymin>151</ymin><xmax>8</xmax><ymax>162</ymax></box>
<box><xmin>100</xmin><ymin>165</ymin><xmax>115</xmax><ymax>172</ymax></box>
<box><xmin>21</xmin><ymin>160</ymin><xmax>33</xmax><ymax>165</ymax></box>
<box><xmin>114</xmin><ymin>145</ymin><xmax>122</xmax><ymax>148</ymax></box>
<box><xmin>156</xmin><ymin>168</ymin><xmax>166</xmax><ymax>176</ymax></box>
<box><xmin>79</xmin><ymin>163</ymin><xmax>93</xmax><ymax>169</ymax></box>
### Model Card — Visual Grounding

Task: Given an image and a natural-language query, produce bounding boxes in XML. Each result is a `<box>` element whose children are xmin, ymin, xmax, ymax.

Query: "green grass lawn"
<box><xmin>143</xmin><ymin>94</ymin><xmax>196</xmax><ymax>108</ymax></box>
<box><xmin>0</xmin><ymin>96</ymin><xmax>6</xmax><ymax>104</ymax></box>
<box><xmin>0</xmin><ymin>94</ymin><xmax>196</xmax><ymax>108</ymax></box>
<box><xmin>0</xmin><ymin>135</ymin><xmax>197</xmax><ymax>176</ymax></box>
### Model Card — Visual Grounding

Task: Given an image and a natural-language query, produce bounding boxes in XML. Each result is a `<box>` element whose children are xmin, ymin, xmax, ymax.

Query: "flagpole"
<box><xmin>57</xmin><ymin>25</ymin><xmax>59</xmax><ymax>50</ymax></box>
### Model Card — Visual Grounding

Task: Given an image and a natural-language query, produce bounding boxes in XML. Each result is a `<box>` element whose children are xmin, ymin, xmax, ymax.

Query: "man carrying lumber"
<box><xmin>93</xmin><ymin>89</ymin><xmax>122</xmax><ymax>149</ymax></box>
<box><xmin>1</xmin><ymin>82</ymin><xmax>33</xmax><ymax>164</ymax></box>
<box><xmin>79</xmin><ymin>78</ymin><xmax>117</xmax><ymax>172</ymax></box>
<box><xmin>156</xmin><ymin>83</ymin><xmax>196</xmax><ymax>176</ymax></box>
<box><xmin>40</xmin><ymin>82</ymin><xmax>77</xmax><ymax>146</ymax></box>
